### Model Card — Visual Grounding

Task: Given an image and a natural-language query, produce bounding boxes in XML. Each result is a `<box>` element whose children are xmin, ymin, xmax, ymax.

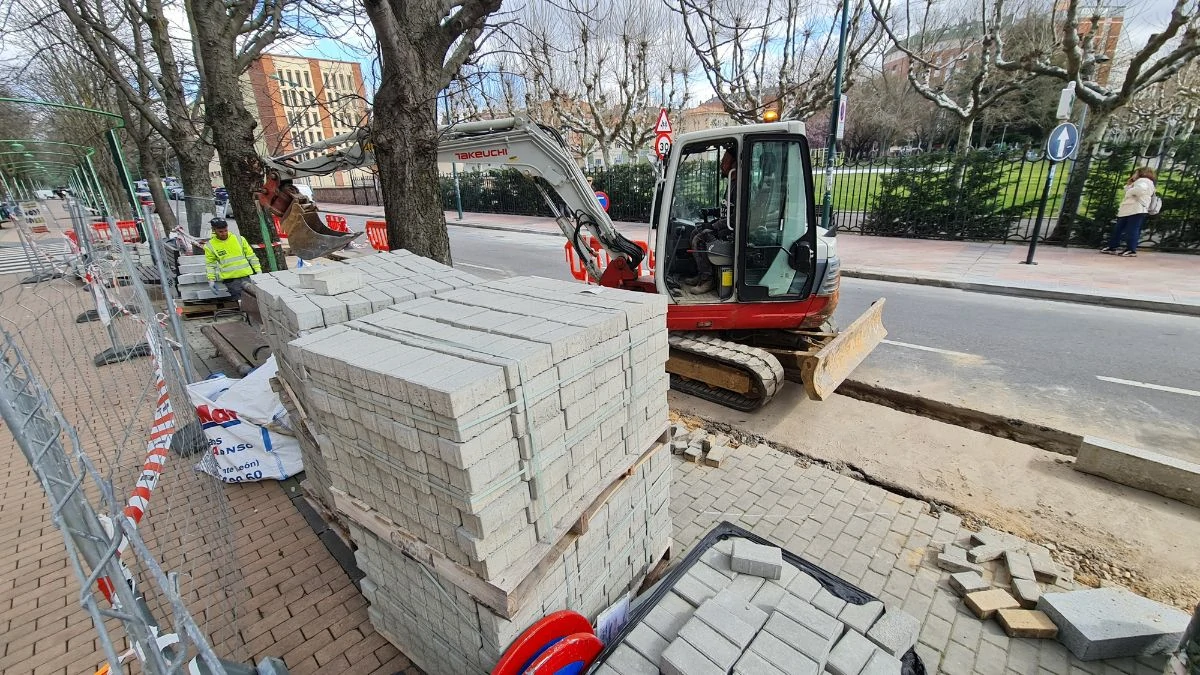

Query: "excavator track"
<box><xmin>666</xmin><ymin>332</ymin><xmax>786</xmax><ymax>411</ymax></box>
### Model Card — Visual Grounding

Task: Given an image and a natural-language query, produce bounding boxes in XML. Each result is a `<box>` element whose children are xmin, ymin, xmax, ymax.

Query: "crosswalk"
<box><xmin>0</xmin><ymin>241</ymin><xmax>69</xmax><ymax>277</ymax></box>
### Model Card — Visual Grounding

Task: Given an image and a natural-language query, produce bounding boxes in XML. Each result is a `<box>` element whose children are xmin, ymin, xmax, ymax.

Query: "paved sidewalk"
<box><xmin>325</xmin><ymin>205</ymin><xmax>1200</xmax><ymax>314</ymax></box>
<box><xmin>670</xmin><ymin>440</ymin><xmax>1170</xmax><ymax>675</ymax></box>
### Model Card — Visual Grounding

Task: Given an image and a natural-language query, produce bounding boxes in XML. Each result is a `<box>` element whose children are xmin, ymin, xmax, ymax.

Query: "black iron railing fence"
<box><xmin>325</xmin><ymin>144</ymin><xmax>1200</xmax><ymax>253</ymax></box>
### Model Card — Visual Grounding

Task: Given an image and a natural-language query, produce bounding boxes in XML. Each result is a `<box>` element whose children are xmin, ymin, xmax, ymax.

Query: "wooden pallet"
<box><xmin>179</xmin><ymin>299</ymin><xmax>240</xmax><ymax>319</ymax></box>
<box><xmin>332</xmin><ymin>429</ymin><xmax>671</xmax><ymax>619</ymax></box>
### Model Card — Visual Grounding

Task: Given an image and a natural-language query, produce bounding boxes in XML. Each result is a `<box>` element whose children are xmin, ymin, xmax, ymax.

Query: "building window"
<box><xmin>302</xmin><ymin>71</ymin><xmax>310</xmax><ymax>87</ymax></box>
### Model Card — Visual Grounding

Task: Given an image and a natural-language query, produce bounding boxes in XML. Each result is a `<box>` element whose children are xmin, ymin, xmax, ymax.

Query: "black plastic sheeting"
<box><xmin>592</xmin><ymin>521</ymin><xmax>927</xmax><ymax>674</ymax></box>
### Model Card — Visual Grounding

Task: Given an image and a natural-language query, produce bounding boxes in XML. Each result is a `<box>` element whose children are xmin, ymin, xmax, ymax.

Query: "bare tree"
<box><xmin>841</xmin><ymin>71</ymin><xmax>938</xmax><ymax>157</ymax></box>
<box><xmin>363</xmin><ymin>0</ymin><xmax>503</xmax><ymax>263</ymax></box>
<box><xmin>510</xmin><ymin>0</ymin><xmax>694</xmax><ymax>166</ymax></box>
<box><xmin>671</xmin><ymin>0</ymin><xmax>882</xmax><ymax>123</ymax></box>
<box><xmin>35</xmin><ymin>0</ymin><xmax>216</xmax><ymax>234</ymax></box>
<box><xmin>186</xmin><ymin>0</ymin><xmax>344</xmax><ymax>266</ymax></box>
<box><xmin>1002</xmin><ymin>0</ymin><xmax>1200</xmax><ymax>236</ymax></box>
<box><xmin>870</xmin><ymin>0</ymin><xmax>1046</xmax><ymax>154</ymax></box>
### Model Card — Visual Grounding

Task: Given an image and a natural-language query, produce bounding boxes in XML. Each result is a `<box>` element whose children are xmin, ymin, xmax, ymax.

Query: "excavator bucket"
<box><xmin>799</xmin><ymin>298</ymin><xmax>887</xmax><ymax>401</ymax></box>
<box><xmin>279</xmin><ymin>200</ymin><xmax>361</xmax><ymax>260</ymax></box>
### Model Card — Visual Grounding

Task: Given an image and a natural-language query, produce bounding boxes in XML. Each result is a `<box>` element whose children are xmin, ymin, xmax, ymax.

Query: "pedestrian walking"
<box><xmin>204</xmin><ymin>218</ymin><xmax>261</xmax><ymax>301</ymax></box>
<box><xmin>1100</xmin><ymin>167</ymin><xmax>1157</xmax><ymax>257</ymax></box>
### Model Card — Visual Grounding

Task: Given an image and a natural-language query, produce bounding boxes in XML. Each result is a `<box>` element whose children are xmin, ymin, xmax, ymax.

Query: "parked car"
<box><xmin>167</xmin><ymin>185</ymin><xmax>185</xmax><ymax>200</ymax></box>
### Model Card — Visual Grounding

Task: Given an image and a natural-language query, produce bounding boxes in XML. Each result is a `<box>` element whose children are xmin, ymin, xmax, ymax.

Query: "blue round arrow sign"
<box><xmin>1047</xmin><ymin>122</ymin><xmax>1079</xmax><ymax>162</ymax></box>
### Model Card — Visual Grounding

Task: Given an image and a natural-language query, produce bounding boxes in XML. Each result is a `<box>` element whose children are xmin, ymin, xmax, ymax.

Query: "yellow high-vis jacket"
<box><xmin>204</xmin><ymin>234</ymin><xmax>261</xmax><ymax>281</ymax></box>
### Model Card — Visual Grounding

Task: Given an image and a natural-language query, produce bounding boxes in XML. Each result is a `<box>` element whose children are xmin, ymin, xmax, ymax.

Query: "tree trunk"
<box><xmin>1055</xmin><ymin>109</ymin><xmax>1111</xmax><ymax>244</ymax></box>
<box><xmin>368</xmin><ymin>23</ymin><xmax>452</xmax><ymax>264</ymax></box>
<box><xmin>956</xmin><ymin>121</ymin><xmax>974</xmax><ymax>155</ymax></box>
<box><xmin>177</xmin><ymin>147</ymin><xmax>215</xmax><ymax>237</ymax></box>
<box><xmin>140</xmin><ymin>152</ymin><xmax>175</xmax><ymax>233</ymax></box>
<box><xmin>189</xmin><ymin>12</ymin><xmax>284</xmax><ymax>270</ymax></box>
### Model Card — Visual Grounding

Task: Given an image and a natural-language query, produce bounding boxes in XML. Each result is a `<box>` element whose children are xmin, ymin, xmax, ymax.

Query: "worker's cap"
<box><xmin>209</xmin><ymin>218</ymin><xmax>229</xmax><ymax>229</ymax></box>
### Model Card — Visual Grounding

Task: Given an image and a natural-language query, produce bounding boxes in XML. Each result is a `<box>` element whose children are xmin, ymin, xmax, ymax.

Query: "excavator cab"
<box><xmin>654</xmin><ymin>126</ymin><xmax>818</xmax><ymax>310</ymax></box>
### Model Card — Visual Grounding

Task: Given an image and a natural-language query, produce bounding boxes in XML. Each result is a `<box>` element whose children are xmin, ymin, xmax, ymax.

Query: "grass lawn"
<box><xmin>813</xmin><ymin>159</ymin><xmax>1077</xmax><ymax>214</ymax></box>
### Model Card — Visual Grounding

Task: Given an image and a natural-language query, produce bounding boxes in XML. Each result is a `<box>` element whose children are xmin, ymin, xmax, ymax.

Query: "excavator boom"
<box><xmin>258</xmin><ymin>118</ymin><xmax>645</xmax><ymax>273</ymax></box>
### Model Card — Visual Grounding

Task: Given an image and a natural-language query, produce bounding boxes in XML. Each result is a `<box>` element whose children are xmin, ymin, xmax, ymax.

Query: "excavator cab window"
<box><xmin>738</xmin><ymin>137</ymin><xmax>816</xmax><ymax>300</ymax></box>
<box><xmin>662</xmin><ymin>139</ymin><xmax>737</xmax><ymax>301</ymax></box>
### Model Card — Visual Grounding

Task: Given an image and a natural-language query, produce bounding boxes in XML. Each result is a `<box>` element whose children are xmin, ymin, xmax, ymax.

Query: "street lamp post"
<box><xmin>820</xmin><ymin>0</ymin><xmax>853</xmax><ymax>234</ymax></box>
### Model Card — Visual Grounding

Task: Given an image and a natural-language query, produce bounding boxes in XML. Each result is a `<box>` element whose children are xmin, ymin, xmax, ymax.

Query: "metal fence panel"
<box><xmin>0</xmin><ymin>197</ymin><xmax>282</xmax><ymax>674</ymax></box>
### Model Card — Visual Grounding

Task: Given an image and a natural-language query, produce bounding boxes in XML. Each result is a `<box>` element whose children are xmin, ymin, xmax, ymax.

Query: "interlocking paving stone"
<box><xmin>866</xmin><ymin>609</ymin><xmax>922</xmax><ymax>657</ymax></box>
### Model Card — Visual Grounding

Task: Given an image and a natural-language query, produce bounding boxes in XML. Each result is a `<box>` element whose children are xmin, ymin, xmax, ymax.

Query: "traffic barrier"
<box><xmin>325</xmin><ymin>214</ymin><xmax>350</xmax><ymax>233</ymax></box>
<box><xmin>272</xmin><ymin>215</ymin><xmax>288</xmax><ymax>240</ymax></box>
<box><xmin>90</xmin><ymin>220</ymin><xmax>141</xmax><ymax>243</ymax></box>
<box><xmin>365</xmin><ymin>219</ymin><xmax>389</xmax><ymax>251</ymax></box>
<box><xmin>563</xmin><ymin>235</ymin><xmax>655</xmax><ymax>282</ymax></box>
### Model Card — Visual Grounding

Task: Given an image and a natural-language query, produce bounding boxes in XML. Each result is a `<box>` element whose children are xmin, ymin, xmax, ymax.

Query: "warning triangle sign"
<box><xmin>655</xmin><ymin>108</ymin><xmax>672</xmax><ymax>134</ymax></box>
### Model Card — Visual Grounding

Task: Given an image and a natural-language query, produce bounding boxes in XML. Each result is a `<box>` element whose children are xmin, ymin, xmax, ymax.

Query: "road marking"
<box><xmin>881</xmin><ymin>339</ymin><xmax>979</xmax><ymax>359</ymax></box>
<box><xmin>456</xmin><ymin>262</ymin><xmax>507</xmax><ymax>273</ymax></box>
<box><xmin>1095</xmin><ymin>376</ymin><xmax>1200</xmax><ymax>398</ymax></box>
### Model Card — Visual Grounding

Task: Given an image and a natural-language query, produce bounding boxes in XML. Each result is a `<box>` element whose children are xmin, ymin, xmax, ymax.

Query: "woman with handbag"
<box><xmin>1101</xmin><ymin>166</ymin><xmax>1158</xmax><ymax>257</ymax></box>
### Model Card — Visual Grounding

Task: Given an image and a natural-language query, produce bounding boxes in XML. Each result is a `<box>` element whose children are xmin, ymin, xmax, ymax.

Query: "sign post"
<box><xmin>1023</xmin><ymin>121</ymin><xmax>1079</xmax><ymax>265</ymax></box>
<box><xmin>653</xmin><ymin>109</ymin><xmax>673</xmax><ymax>164</ymax></box>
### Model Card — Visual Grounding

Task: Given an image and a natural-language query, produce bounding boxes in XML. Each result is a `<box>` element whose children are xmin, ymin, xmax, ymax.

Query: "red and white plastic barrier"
<box><xmin>324</xmin><ymin>214</ymin><xmax>350</xmax><ymax>233</ymax></box>
<box><xmin>365</xmin><ymin>219</ymin><xmax>389</xmax><ymax>251</ymax></box>
<box><xmin>563</xmin><ymin>234</ymin><xmax>655</xmax><ymax>283</ymax></box>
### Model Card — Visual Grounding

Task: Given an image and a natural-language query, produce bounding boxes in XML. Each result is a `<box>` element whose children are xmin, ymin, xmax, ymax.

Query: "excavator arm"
<box><xmin>435</xmin><ymin>118</ymin><xmax>645</xmax><ymax>285</ymax></box>
<box><xmin>258</xmin><ymin>117</ymin><xmax>646</xmax><ymax>280</ymax></box>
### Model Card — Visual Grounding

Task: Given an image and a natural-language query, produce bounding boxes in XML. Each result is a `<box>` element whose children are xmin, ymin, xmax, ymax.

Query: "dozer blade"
<box><xmin>799</xmin><ymin>298</ymin><xmax>886</xmax><ymax>401</ymax></box>
<box><xmin>280</xmin><ymin>201</ymin><xmax>361</xmax><ymax>260</ymax></box>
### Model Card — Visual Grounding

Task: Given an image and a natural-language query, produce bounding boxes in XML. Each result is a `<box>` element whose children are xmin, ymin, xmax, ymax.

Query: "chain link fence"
<box><xmin>0</xmin><ymin>197</ymin><xmax>286</xmax><ymax>674</ymax></box>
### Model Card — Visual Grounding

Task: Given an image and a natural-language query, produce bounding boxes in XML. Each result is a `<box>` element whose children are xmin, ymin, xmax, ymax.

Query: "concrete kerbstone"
<box><xmin>1037</xmin><ymin>587</ymin><xmax>1191</xmax><ymax>661</ymax></box>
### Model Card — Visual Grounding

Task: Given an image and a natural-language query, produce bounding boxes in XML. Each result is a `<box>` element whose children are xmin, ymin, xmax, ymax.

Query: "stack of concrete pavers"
<box><xmin>278</xmin><ymin>268</ymin><xmax>671</xmax><ymax>674</ymax></box>
<box><xmin>593</xmin><ymin>536</ymin><xmax>919</xmax><ymax>675</ymax></box>
<box><xmin>250</xmin><ymin>251</ymin><xmax>484</xmax><ymax>507</ymax></box>
<box><xmin>291</xmin><ymin>275</ymin><xmax>670</xmax><ymax>580</ymax></box>
<box><xmin>355</xmin><ymin>448</ymin><xmax>671</xmax><ymax>675</ymax></box>
<box><xmin>176</xmin><ymin>254</ymin><xmax>229</xmax><ymax>300</ymax></box>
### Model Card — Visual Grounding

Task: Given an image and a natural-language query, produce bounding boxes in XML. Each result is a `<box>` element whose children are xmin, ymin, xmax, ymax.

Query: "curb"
<box><xmin>842</xmin><ymin>269</ymin><xmax>1200</xmax><ymax>317</ymax></box>
<box><xmin>836</xmin><ymin>379</ymin><xmax>1084</xmax><ymax>457</ymax></box>
<box><xmin>445</xmin><ymin>221</ymin><xmax>561</xmax><ymax>237</ymax></box>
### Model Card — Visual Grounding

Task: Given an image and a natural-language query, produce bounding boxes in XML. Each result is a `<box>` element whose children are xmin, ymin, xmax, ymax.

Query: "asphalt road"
<box><xmin>328</xmin><ymin>212</ymin><xmax>1200</xmax><ymax>460</ymax></box>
